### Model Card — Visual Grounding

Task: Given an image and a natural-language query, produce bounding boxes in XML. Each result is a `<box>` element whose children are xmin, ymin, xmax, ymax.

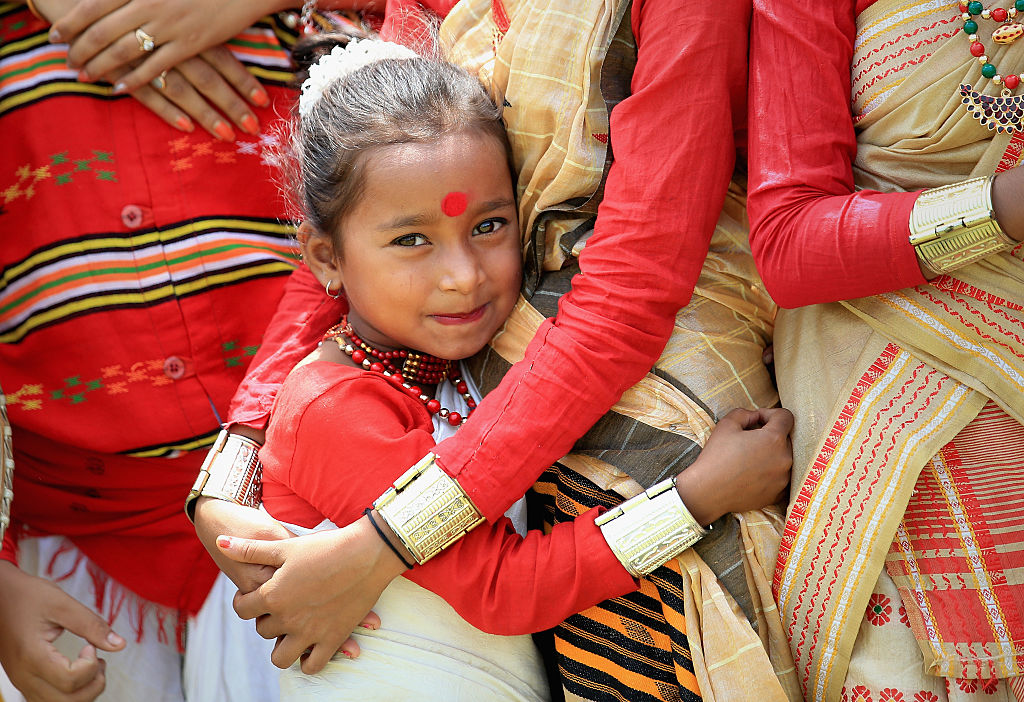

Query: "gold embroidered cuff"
<box><xmin>596</xmin><ymin>477</ymin><xmax>708</xmax><ymax>578</ymax></box>
<box><xmin>373</xmin><ymin>453</ymin><xmax>484</xmax><ymax>565</ymax></box>
<box><xmin>909</xmin><ymin>175</ymin><xmax>1015</xmax><ymax>275</ymax></box>
<box><xmin>0</xmin><ymin>392</ymin><xmax>12</xmax><ymax>543</ymax></box>
<box><xmin>184</xmin><ymin>430</ymin><xmax>262</xmax><ymax>523</ymax></box>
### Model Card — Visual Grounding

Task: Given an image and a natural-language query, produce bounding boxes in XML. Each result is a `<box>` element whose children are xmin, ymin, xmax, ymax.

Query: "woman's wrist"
<box><xmin>992</xmin><ymin>169</ymin><xmax>1024</xmax><ymax>243</ymax></box>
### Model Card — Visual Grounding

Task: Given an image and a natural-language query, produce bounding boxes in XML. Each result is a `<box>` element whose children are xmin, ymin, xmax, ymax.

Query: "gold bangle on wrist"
<box><xmin>184</xmin><ymin>430</ymin><xmax>263</xmax><ymax>523</ymax></box>
<box><xmin>373</xmin><ymin>453</ymin><xmax>484</xmax><ymax>565</ymax></box>
<box><xmin>909</xmin><ymin>175</ymin><xmax>1015</xmax><ymax>275</ymax></box>
<box><xmin>596</xmin><ymin>477</ymin><xmax>709</xmax><ymax>578</ymax></box>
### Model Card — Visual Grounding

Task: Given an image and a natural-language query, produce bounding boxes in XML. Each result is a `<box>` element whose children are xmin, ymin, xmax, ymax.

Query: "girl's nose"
<box><xmin>438</xmin><ymin>246</ymin><xmax>485</xmax><ymax>294</ymax></box>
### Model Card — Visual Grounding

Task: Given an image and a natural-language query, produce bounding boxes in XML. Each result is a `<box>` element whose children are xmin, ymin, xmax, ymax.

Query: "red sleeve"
<box><xmin>746</xmin><ymin>0</ymin><xmax>925</xmax><ymax>309</ymax></box>
<box><xmin>225</xmin><ymin>264</ymin><xmax>345</xmax><ymax>430</ymax></box>
<box><xmin>434</xmin><ymin>0</ymin><xmax>749</xmax><ymax>520</ymax></box>
<box><xmin>1</xmin><ymin>525</ymin><xmax>17</xmax><ymax>566</ymax></box>
<box><xmin>276</xmin><ymin>371</ymin><xmax>636</xmax><ymax>634</ymax></box>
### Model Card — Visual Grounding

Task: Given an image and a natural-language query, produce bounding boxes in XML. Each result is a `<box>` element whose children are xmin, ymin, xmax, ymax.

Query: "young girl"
<box><xmin>259</xmin><ymin>35</ymin><xmax>794</xmax><ymax>700</ymax></box>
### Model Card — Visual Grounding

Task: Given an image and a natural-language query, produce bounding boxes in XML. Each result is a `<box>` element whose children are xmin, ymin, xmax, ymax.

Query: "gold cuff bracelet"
<box><xmin>909</xmin><ymin>175</ymin><xmax>1015</xmax><ymax>275</ymax></box>
<box><xmin>185</xmin><ymin>430</ymin><xmax>263</xmax><ymax>523</ymax></box>
<box><xmin>596</xmin><ymin>477</ymin><xmax>708</xmax><ymax>578</ymax></box>
<box><xmin>373</xmin><ymin>453</ymin><xmax>484</xmax><ymax>565</ymax></box>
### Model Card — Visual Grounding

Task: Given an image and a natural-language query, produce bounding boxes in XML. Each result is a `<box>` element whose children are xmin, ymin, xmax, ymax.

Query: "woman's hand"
<box><xmin>51</xmin><ymin>0</ymin><xmax>289</xmax><ymax>94</ymax></box>
<box><xmin>103</xmin><ymin>46</ymin><xmax>268</xmax><ymax>140</ymax></box>
<box><xmin>0</xmin><ymin>561</ymin><xmax>126</xmax><ymax>702</ymax></box>
<box><xmin>675</xmin><ymin>407</ymin><xmax>794</xmax><ymax>526</ymax></box>
<box><xmin>217</xmin><ymin>515</ymin><xmax>399</xmax><ymax>674</ymax></box>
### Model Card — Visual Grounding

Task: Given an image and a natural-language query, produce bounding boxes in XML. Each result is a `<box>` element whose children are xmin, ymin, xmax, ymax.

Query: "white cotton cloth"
<box><xmin>273</xmin><ymin>362</ymin><xmax>547</xmax><ymax>701</ymax></box>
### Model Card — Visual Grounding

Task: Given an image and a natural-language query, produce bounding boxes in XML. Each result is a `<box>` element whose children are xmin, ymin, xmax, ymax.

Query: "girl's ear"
<box><xmin>299</xmin><ymin>221</ymin><xmax>344</xmax><ymax>290</ymax></box>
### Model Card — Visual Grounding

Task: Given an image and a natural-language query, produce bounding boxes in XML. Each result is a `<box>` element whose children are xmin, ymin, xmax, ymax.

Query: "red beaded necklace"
<box><xmin>325</xmin><ymin>316</ymin><xmax>477</xmax><ymax>426</ymax></box>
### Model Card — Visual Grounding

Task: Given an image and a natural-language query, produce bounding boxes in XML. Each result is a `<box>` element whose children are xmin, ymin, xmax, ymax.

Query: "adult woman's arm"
<box><xmin>747</xmin><ymin>0</ymin><xmax>1023</xmax><ymax>308</ymax></box>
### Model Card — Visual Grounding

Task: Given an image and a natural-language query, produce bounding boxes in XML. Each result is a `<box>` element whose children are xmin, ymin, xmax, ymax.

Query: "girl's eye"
<box><xmin>474</xmin><ymin>218</ymin><xmax>506</xmax><ymax>235</ymax></box>
<box><xmin>392</xmin><ymin>233</ymin><xmax>428</xmax><ymax>247</ymax></box>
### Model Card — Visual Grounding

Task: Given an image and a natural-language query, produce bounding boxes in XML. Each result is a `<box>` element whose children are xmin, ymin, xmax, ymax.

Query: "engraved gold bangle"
<box><xmin>184</xmin><ymin>430</ymin><xmax>263</xmax><ymax>523</ymax></box>
<box><xmin>0</xmin><ymin>391</ymin><xmax>12</xmax><ymax>543</ymax></box>
<box><xmin>909</xmin><ymin>175</ymin><xmax>1016</xmax><ymax>275</ymax></box>
<box><xmin>373</xmin><ymin>453</ymin><xmax>484</xmax><ymax>565</ymax></box>
<box><xmin>596</xmin><ymin>477</ymin><xmax>709</xmax><ymax>578</ymax></box>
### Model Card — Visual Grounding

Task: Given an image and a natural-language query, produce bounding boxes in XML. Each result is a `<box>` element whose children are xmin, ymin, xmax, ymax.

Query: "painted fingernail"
<box><xmin>175</xmin><ymin>116</ymin><xmax>195</xmax><ymax>133</ymax></box>
<box><xmin>250</xmin><ymin>87</ymin><xmax>270</xmax><ymax>107</ymax></box>
<box><xmin>359</xmin><ymin>623</ymin><xmax>375</xmax><ymax>630</ymax></box>
<box><xmin>49</xmin><ymin>28</ymin><xmax>62</xmax><ymax>43</ymax></box>
<box><xmin>240</xmin><ymin>113</ymin><xmax>259</xmax><ymax>135</ymax></box>
<box><xmin>213</xmin><ymin>120</ymin><xmax>236</xmax><ymax>141</ymax></box>
<box><xmin>342</xmin><ymin>651</ymin><xmax>353</xmax><ymax>658</ymax></box>
<box><xmin>77</xmin><ymin>70</ymin><xmax>91</xmax><ymax>83</ymax></box>
<box><xmin>113</xmin><ymin>82</ymin><xmax>128</xmax><ymax>95</ymax></box>
<box><xmin>216</xmin><ymin>536</ymin><xmax>232</xmax><ymax>549</ymax></box>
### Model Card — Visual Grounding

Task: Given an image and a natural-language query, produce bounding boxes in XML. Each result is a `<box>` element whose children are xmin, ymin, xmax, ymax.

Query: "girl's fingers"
<box><xmin>175</xmin><ymin>52</ymin><xmax>259</xmax><ymax>135</ymax></box>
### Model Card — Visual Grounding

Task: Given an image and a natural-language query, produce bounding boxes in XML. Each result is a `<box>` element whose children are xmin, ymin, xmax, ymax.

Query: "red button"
<box><xmin>121</xmin><ymin>204</ymin><xmax>144</xmax><ymax>229</ymax></box>
<box><xmin>163</xmin><ymin>356</ymin><xmax>186</xmax><ymax>380</ymax></box>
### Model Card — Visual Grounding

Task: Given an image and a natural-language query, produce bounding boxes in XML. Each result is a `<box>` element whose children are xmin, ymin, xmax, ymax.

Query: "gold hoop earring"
<box><xmin>325</xmin><ymin>280</ymin><xmax>341</xmax><ymax>299</ymax></box>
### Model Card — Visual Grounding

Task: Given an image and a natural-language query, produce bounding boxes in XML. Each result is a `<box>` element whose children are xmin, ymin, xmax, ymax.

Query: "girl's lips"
<box><xmin>431</xmin><ymin>304</ymin><xmax>487</xmax><ymax>324</ymax></box>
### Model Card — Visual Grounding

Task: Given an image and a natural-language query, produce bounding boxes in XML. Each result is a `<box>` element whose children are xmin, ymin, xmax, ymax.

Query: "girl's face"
<box><xmin>309</xmin><ymin>130</ymin><xmax>522</xmax><ymax>361</ymax></box>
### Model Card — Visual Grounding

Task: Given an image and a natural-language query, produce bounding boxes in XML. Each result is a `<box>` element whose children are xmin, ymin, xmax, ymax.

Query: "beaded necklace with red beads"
<box><xmin>325</xmin><ymin>316</ymin><xmax>477</xmax><ymax>426</ymax></box>
<box><xmin>959</xmin><ymin>1</ymin><xmax>1024</xmax><ymax>133</ymax></box>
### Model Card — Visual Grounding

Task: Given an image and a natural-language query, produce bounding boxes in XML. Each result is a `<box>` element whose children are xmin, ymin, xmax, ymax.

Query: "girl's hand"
<box><xmin>52</xmin><ymin>0</ymin><xmax>288</xmax><ymax>94</ymax></box>
<box><xmin>192</xmin><ymin>498</ymin><xmax>291</xmax><ymax>594</ymax></box>
<box><xmin>122</xmin><ymin>46</ymin><xmax>269</xmax><ymax>140</ymax></box>
<box><xmin>675</xmin><ymin>407</ymin><xmax>794</xmax><ymax>526</ymax></box>
<box><xmin>0</xmin><ymin>561</ymin><xmax>126</xmax><ymax>702</ymax></box>
<box><xmin>218</xmin><ymin>516</ymin><xmax>397</xmax><ymax>674</ymax></box>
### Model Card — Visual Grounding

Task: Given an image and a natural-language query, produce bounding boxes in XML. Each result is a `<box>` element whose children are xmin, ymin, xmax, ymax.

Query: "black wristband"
<box><xmin>363</xmin><ymin>507</ymin><xmax>414</xmax><ymax>570</ymax></box>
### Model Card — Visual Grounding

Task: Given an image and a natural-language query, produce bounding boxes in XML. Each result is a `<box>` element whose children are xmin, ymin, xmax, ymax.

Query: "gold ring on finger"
<box><xmin>151</xmin><ymin>70</ymin><xmax>168</xmax><ymax>90</ymax></box>
<box><xmin>135</xmin><ymin>28</ymin><xmax>156</xmax><ymax>53</ymax></box>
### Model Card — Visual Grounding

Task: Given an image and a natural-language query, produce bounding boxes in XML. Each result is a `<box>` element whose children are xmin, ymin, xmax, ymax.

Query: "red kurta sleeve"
<box><xmin>434</xmin><ymin>0</ymin><xmax>750</xmax><ymax>520</ymax></box>
<box><xmin>1</xmin><ymin>527</ymin><xmax>17</xmax><ymax>566</ymax></box>
<box><xmin>262</xmin><ymin>365</ymin><xmax>636</xmax><ymax>635</ymax></box>
<box><xmin>226</xmin><ymin>263</ymin><xmax>345</xmax><ymax>430</ymax></box>
<box><xmin>746</xmin><ymin>0</ymin><xmax>925</xmax><ymax>309</ymax></box>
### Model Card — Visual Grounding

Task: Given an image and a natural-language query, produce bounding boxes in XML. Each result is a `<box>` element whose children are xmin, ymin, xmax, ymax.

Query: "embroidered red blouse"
<box><xmin>0</xmin><ymin>9</ymin><xmax>304</xmax><ymax>614</ymax></box>
<box><xmin>261</xmin><ymin>362</ymin><xmax>636</xmax><ymax>634</ymax></box>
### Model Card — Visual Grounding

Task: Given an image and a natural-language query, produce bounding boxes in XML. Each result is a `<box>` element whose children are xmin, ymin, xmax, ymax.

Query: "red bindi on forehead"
<box><xmin>441</xmin><ymin>191</ymin><xmax>469</xmax><ymax>217</ymax></box>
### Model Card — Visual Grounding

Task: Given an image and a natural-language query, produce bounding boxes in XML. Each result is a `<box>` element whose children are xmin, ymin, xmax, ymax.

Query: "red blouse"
<box><xmin>261</xmin><ymin>362</ymin><xmax>636</xmax><ymax>634</ymax></box>
<box><xmin>0</xmin><ymin>9</ymin><xmax>304</xmax><ymax>613</ymax></box>
<box><xmin>228</xmin><ymin>0</ymin><xmax>751</xmax><ymax>525</ymax></box>
<box><xmin>746</xmin><ymin>0</ymin><xmax>926</xmax><ymax>308</ymax></box>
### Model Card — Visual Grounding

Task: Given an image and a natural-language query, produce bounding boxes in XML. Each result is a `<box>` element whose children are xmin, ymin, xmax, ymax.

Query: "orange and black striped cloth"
<box><xmin>531</xmin><ymin>464</ymin><xmax>702</xmax><ymax>702</ymax></box>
